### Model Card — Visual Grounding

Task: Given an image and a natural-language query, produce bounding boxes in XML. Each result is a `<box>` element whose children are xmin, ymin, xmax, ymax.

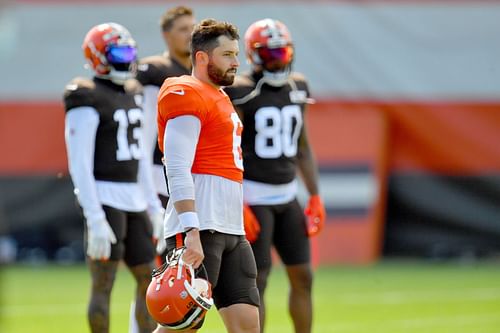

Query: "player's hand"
<box><xmin>183</xmin><ymin>229</ymin><xmax>204</xmax><ymax>269</ymax></box>
<box><xmin>243</xmin><ymin>204</ymin><xmax>260</xmax><ymax>243</ymax></box>
<box><xmin>149</xmin><ymin>208</ymin><xmax>166</xmax><ymax>255</ymax></box>
<box><xmin>86</xmin><ymin>218</ymin><xmax>117</xmax><ymax>260</ymax></box>
<box><xmin>304</xmin><ymin>195</ymin><xmax>326</xmax><ymax>237</ymax></box>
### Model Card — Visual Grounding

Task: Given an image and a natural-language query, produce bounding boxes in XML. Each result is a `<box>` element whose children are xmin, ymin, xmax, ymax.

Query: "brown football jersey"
<box><xmin>63</xmin><ymin>77</ymin><xmax>144</xmax><ymax>182</ymax></box>
<box><xmin>224</xmin><ymin>71</ymin><xmax>311</xmax><ymax>184</ymax></box>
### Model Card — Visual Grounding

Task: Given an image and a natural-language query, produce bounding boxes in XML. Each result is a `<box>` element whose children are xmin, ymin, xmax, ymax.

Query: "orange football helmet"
<box><xmin>146</xmin><ymin>247</ymin><xmax>213</xmax><ymax>330</ymax></box>
<box><xmin>245</xmin><ymin>18</ymin><xmax>294</xmax><ymax>74</ymax></box>
<box><xmin>82</xmin><ymin>22</ymin><xmax>137</xmax><ymax>84</ymax></box>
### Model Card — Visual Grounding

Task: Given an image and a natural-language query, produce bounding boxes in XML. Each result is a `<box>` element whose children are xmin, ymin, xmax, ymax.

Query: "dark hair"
<box><xmin>190</xmin><ymin>19</ymin><xmax>239</xmax><ymax>63</ymax></box>
<box><xmin>160</xmin><ymin>6</ymin><xmax>193</xmax><ymax>32</ymax></box>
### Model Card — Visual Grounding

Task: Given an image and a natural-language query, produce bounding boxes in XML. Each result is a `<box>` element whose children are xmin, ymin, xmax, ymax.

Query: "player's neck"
<box><xmin>169</xmin><ymin>51</ymin><xmax>192</xmax><ymax>71</ymax></box>
<box><xmin>193</xmin><ymin>67</ymin><xmax>220</xmax><ymax>90</ymax></box>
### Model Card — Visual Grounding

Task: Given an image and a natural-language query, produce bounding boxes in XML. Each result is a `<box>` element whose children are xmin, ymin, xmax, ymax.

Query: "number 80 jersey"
<box><xmin>63</xmin><ymin>77</ymin><xmax>144</xmax><ymax>182</ymax></box>
<box><xmin>224</xmin><ymin>71</ymin><xmax>311</xmax><ymax>185</ymax></box>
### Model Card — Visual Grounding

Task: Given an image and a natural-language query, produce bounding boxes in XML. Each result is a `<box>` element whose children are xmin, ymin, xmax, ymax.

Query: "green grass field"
<box><xmin>1</xmin><ymin>260</ymin><xmax>500</xmax><ymax>333</ymax></box>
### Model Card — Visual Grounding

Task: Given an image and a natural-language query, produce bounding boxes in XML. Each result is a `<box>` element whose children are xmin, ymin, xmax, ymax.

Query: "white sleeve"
<box><xmin>138</xmin><ymin>156</ymin><xmax>163</xmax><ymax>213</ymax></box>
<box><xmin>137</xmin><ymin>85</ymin><xmax>163</xmax><ymax>213</ymax></box>
<box><xmin>141</xmin><ymin>85</ymin><xmax>160</xmax><ymax>161</ymax></box>
<box><xmin>164</xmin><ymin>115</ymin><xmax>201</xmax><ymax>202</ymax></box>
<box><xmin>64</xmin><ymin>107</ymin><xmax>105</xmax><ymax>223</ymax></box>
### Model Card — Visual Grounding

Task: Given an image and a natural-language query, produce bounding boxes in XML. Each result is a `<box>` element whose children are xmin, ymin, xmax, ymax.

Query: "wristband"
<box><xmin>178</xmin><ymin>211</ymin><xmax>200</xmax><ymax>231</ymax></box>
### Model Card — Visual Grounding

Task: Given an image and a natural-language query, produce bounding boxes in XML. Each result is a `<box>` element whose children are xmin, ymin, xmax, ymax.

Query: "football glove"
<box><xmin>304</xmin><ymin>195</ymin><xmax>326</xmax><ymax>237</ymax></box>
<box><xmin>243</xmin><ymin>204</ymin><xmax>260</xmax><ymax>243</ymax></box>
<box><xmin>86</xmin><ymin>218</ymin><xmax>117</xmax><ymax>260</ymax></box>
<box><xmin>149</xmin><ymin>208</ymin><xmax>166</xmax><ymax>255</ymax></box>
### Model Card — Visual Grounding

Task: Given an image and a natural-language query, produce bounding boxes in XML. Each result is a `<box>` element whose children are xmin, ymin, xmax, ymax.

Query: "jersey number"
<box><xmin>114</xmin><ymin>108</ymin><xmax>143</xmax><ymax>161</ymax></box>
<box><xmin>231</xmin><ymin>112</ymin><xmax>244</xmax><ymax>170</ymax></box>
<box><xmin>254</xmin><ymin>105</ymin><xmax>303</xmax><ymax>158</ymax></box>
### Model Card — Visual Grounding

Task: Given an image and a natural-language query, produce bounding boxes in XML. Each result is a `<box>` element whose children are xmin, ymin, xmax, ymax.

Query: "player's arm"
<box><xmin>141</xmin><ymin>85</ymin><xmax>161</xmax><ymax>159</ymax></box>
<box><xmin>137</xmin><ymin>86</ymin><xmax>166</xmax><ymax>253</ymax></box>
<box><xmin>65</xmin><ymin>107</ymin><xmax>105</xmax><ymax>223</ymax></box>
<box><xmin>141</xmin><ymin>85</ymin><xmax>161</xmax><ymax>161</ymax></box>
<box><xmin>297</xmin><ymin>105</ymin><xmax>319</xmax><ymax>196</ymax></box>
<box><xmin>297</xmin><ymin>106</ymin><xmax>326</xmax><ymax>236</ymax></box>
<box><xmin>136</xmin><ymin>62</ymin><xmax>162</xmax><ymax>173</ymax></box>
<box><xmin>65</xmin><ymin>107</ymin><xmax>117</xmax><ymax>258</ymax></box>
<box><xmin>163</xmin><ymin>115</ymin><xmax>204</xmax><ymax>268</ymax></box>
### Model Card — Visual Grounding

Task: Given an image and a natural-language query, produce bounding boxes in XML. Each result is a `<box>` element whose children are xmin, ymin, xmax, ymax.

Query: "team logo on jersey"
<box><xmin>170</xmin><ymin>89</ymin><xmax>185</xmax><ymax>96</ymax></box>
<box><xmin>289</xmin><ymin>90</ymin><xmax>307</xmax><ymax>104</ymax></box>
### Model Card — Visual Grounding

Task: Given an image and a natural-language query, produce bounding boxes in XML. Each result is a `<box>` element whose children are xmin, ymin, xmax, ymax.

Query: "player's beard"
<box><xmin>207</xmin><ymin>60</ymin><xmax>236</xmax><ymax>86</ymax></box>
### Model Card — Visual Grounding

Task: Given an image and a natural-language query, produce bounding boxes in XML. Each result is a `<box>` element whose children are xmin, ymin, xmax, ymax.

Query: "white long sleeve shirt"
<box><xmin>162</xmin><ymin>115</ymin><xmax>244</xmax><ymax>238</ymax></box>
<box><xmin>65</xmin><ymin>106</ymin><xmax>162</xmax><ymax>222</ymax></box>
<box><xmin>141</xmin><ymin>85</ymin><xmax>169</xmax><ymax>196</ymax></box>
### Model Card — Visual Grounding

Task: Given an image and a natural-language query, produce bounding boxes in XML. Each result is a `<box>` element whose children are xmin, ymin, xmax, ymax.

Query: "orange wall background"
<box><xmin>2</xmin><ymin>100</ymin><xmax>500</xmax><ymax>264</ymax></box>
<box><xmin>0</xmin><ymin>102</ymin><xmax>67</xmax><ymax>175</ymax></box>
<box><xmin>3</xmin><ymin>100</ymin><xmax>499</xmax><ymax>175</ymax></box>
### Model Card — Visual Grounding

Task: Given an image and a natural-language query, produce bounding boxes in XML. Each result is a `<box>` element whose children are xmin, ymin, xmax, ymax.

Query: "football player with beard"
<box><xmin>63</xmin><ymin>23</ymin><xmax>163</xmax><ymax>333</ymax></box>
<box><xmin>152</xmin><ymin>19</ymin><xmax>260</xmax><ymax>333</ymax></box>
<box><xmin>136</xmin><ymin>7</ymin><xmax>195</xmax><ymax>243</ymax></box>
<box><xmin>224</xmin><ymin>19</ymin><xmax>326</xmax><ymax>333</ymax></box>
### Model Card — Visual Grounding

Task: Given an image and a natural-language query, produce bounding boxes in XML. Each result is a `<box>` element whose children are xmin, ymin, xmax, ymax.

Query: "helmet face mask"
<box><xmin>245</xmin><ymin>19</ymin><xmax>294</xmax><ymax>86</ymax></box>
<box><xmin>146</xmin><ymin>248</ymin><xmax>214</xmax><ymax>330</ymax></box>
<box><xmin>255</xmin><ymin>45</ymin><xmax>294</xmax><ymax>73</ymax></box>
<box><xmin>82</xmin><ymin>22</ymin><xmax>138</xmax><ymax>84</ymax></box>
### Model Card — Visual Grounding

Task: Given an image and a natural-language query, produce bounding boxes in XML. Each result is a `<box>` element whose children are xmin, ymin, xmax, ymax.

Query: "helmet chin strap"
<box><xmin>262</xmin><ymin>69</ymin><xmax>290</xmax><ymax>87</ymax></box>
<box><xmin>108</xmin><ymin>69</ymin><xmax>134</xmax><ymax>85</ymax></box>
<box><xmin>94</xmin><ymin>62</ymin><xmax>136</xmax><ymax>85</ymax></box>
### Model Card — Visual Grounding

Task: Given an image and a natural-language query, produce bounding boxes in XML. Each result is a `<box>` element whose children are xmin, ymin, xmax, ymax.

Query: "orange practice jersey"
<box><xmin>157</xmin><ymin>75</ymin><xmax>243</xmax><ymax>183</ymax></box>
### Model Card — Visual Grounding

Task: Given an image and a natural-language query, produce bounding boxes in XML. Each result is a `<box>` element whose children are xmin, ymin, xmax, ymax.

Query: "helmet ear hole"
<box><xmin>250</xmin><ymin>51</ymin><xmax>262</xmax><ymax>66</ymax></box>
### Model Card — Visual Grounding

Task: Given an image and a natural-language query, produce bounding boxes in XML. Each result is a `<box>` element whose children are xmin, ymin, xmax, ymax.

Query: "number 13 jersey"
<box><xmin>63</xmin><ymin>77</ymin><xmax>144</xmax><ymax>182</ymax></box>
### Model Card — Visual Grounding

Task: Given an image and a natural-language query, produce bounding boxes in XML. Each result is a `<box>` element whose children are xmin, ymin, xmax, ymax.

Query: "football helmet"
<box><xmin>82</xmin><ymin>22</ymin><xmax>137</xmax><ymax>84</ymax></box>
<box><xmin>146</xmin><ymin>247</ymin><xmax>213</xmax><ymax>330</ymax></box>
<box><xmin>245</xmin><ymin>18</ymin><xmax>294</xmax><ymax>86</ymax></box>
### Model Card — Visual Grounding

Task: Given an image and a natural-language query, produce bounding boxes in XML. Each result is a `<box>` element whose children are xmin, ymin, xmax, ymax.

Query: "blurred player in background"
<box><xmin>130</xmin><ymin>7</ymin><xmax>195</xmax><ymax>332</ymax></box>
<box><xmin>152</xmin><ymin>18</ymin><xmax>260</xmax><ymax>333</ymax></box>
<box><xmin>224</xmin><ymin>18</ymin><xmax>326</xmax><ymax>333</ymax></box>
<box><xmin>63</xmin><ymin>22</ymin><xmax>163</xmax><ymax>333</ymax></box>
<box><xmin>136</xmin><ymin>5</ymin><xmax>195</xmax><ymax>250</ymax></box>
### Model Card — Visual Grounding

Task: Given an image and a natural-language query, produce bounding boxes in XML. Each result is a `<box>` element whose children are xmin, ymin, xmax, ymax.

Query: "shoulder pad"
<box><xmin>137</xmin><ymin>55</ymin><xmax>164</xmax><ymax>85</ymax></box>
<box><xmin>290</xmin><ymin>72</ymin><xmax>307</xmax><ymax>84</ymax></box>
<box><xmin>124</xmin><ymin>79</ymin><xmax>143</xmax><ymax>95</ymax></box>
<box><xmin>158</xmin><ymin>82</ymin><xmax>207</xmax><ymax>122</ymax></box>
<box><xmin>290</xmin><ymin>72</ymin><xmax>310</xmax><ymax>92</ymax></box>
<box><xmin>63</xmin><ymin>77</ymin><xmax>96</xmax><ymax>112</ymax></box>
<box><xmin>224</xmin><ymin>74</ymin><xmax>255</xmax><ymax>100</ymax></box>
